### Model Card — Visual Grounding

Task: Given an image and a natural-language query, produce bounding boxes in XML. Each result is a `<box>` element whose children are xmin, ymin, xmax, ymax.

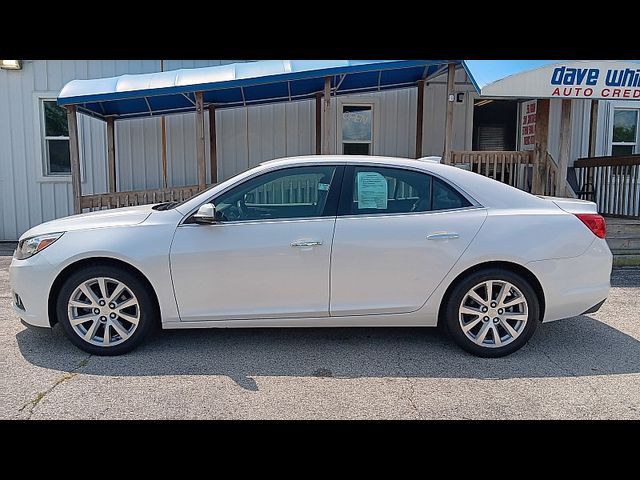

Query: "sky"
<box><xmin>463</xmin><ymin>61</ymin><xmax>558</xmax><ymax>89</ymax></box>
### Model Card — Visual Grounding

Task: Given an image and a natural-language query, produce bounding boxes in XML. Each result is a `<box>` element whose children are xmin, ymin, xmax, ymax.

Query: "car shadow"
<box><xmin>15</xmin><ymin>315</ymin><xmax>640</xmax><ymax>391</ymax></box>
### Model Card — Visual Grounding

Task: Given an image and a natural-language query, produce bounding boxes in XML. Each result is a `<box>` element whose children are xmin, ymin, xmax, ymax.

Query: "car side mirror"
<box><xmin>193</xmin><ymin>203</ymin><xmax>217</xmax><ymax>224</ymax></box>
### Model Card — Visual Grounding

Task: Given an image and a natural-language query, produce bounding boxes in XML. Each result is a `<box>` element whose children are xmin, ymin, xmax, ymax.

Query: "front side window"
<box><xmin>42</xmin><ymin>100</ymin><xmax>70</xmax><ymax>175</ymax></box>
<box><xmin>612</xmin><ymin>109</ymin><xmax>639</xmax><ymax>157</ymax></box>
<box><xmin>212</xmin><ymin>165</ymin><xmax>341</xmax><ymax>222</ymax></box>
<box><xmin>342</xmin><ymin>105</ymin><xmax>373</xmax><ymax>155</ymax></box>
<box><xmin>340</xmin><ymin>166</ymin><xmax>471</xmax><ymax>216</ymax></box>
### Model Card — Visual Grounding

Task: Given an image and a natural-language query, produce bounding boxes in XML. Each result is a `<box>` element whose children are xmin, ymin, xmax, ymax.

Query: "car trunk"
<box><xmin>538</xmin><ymin>196</ymin><xmax>598</xmax><ymax>215</ymax></box>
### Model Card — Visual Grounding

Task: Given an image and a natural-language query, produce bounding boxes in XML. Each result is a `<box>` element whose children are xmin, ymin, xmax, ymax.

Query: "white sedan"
<box><xmin>10</xmin><ymin>156</ymin><xmax>612</xmax><ymax>357</ymax></box>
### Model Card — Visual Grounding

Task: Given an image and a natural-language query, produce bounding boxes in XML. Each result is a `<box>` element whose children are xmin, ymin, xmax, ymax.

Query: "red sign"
<box><xmin>520</xmin><ymin>100</ymin><xmax>536</xmax><ymax>151</ymax></box>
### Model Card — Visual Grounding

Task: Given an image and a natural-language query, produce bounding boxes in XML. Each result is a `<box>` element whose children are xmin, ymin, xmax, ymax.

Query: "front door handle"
<box><xmin>426</xmin><ymin>232</ymin><xmax>460</xmax><ymax>240</ymax></box>
<box><xmin>291</xmin><ymin>240</ymin><xmax>323</xmax><ymax>247</ymax></box>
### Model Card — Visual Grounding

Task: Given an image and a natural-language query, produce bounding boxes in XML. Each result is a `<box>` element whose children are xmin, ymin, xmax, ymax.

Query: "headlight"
<box><xmin>14</xmin><ymin>233</ymin><xmax>64</xmax><ymax>260</ymax></box>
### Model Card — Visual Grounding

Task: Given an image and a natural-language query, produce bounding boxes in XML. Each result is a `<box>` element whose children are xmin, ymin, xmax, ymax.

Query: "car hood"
<box><xmin>20</xmin><ymin>204</ymin><xmax>156</xmax><ymax>239</ymax></box>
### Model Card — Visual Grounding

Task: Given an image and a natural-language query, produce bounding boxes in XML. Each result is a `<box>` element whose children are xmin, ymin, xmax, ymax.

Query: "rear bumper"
<box><xmin>526</xmin><ymin>238</ymin><xmax>612</xmax><ymax>322</ymax></box>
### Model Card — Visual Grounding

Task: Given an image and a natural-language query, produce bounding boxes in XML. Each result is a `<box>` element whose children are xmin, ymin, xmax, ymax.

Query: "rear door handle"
<box><xmin>291</xmin><ymin>240</ymin><xmax>323</xmax><ymax>247</ymax></box>
<box><xmin>426</xmin><ymin>232</ymin><xmax>460</xmax><ymax>240</ymax></box>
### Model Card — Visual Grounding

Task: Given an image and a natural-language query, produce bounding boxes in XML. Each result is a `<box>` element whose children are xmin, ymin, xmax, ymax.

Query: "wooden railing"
<box><xmin>450</xmin><ymin>151</ymin><xmax>533</xmax><ymax>192</ymax></box>
<box><xmin>574</xmin><ymin>154</ymin><xmax>640</xmax><ymax>219</ymax></box>
<box><xmin>450</xmin><ymin>150</ymin><xmax>559</xmax><ymax>196</ymax></box>
<box><xmin>80</xmin><ymin>185</ymin><xmax>210</xmax><ymax>212</ymax></box>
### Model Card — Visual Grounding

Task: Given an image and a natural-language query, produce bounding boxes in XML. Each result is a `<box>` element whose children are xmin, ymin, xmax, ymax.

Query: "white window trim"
<box><xmin>32</xmin><ymin>91</ymin><xmax>84</xmax><ymax>183</ymax></box>
<box><xmin>336</xmin><ymin>96</ymin><xmax>380</xmax><ymax>156</ymax></box>
<box><xmin>609</xmin><ymin>105</ymin><xmax>640</xmax><ymax>156</ymax></box>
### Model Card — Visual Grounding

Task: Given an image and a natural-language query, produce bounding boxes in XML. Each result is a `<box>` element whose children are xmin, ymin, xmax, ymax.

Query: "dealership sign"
<box><xmin>481</xmin><ymin>61</ymin><xmax>640</xmax><ymax>100</ymax></box>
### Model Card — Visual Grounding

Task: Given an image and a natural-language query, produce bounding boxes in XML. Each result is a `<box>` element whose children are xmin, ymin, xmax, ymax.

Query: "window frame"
<box><xmin>32</xmin><ymin>92</ymin><xmax>83</xmax><ymax>183</ymax></box>
<box><xmin>337</xmin><ymin>164</ymin><xmax>480</xmax><ymax>218</ymax></box>
<box><xmin>185</xmin><ymin>164</ymin><xmax>346</xmax><ymax>225</ymax></box>
<box><xmin>610</xmin><ymin>108</ymin><xmax>639</xmax><ymax>156</ymax></box>
<box><xmin>336</xmin><ymin>96</ymin><xmax>380</xmax><ymax>156</ymax></box>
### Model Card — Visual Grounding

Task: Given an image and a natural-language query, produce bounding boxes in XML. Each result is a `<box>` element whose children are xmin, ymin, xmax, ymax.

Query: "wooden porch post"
<box><xmin>588</xmin><ymin>99</ymin><xmax>599</xmax><ymax>157</ymax></box>
<box><xmin>323</xmin><ymin>77</ymin><xmax>332</xmax><ymax>155</ymax></box>
<box><xmin>556</xmin><ymin>99</ymin><xmax>572</xmax><ymax>196</ymax></box>
<box><xmin>533</xmin><ymin>99</ymin><xmax>550</xmax><ymax>194</ymax></box>
<box><xmin>443</xmin><ymin>63</ymin><xmax>456</xmax><ymax>164</ymax></box>
<box><xmin>195</xmin><ymin>92</ymin><xmax>206</xmax><ymax>188</ymax></box>
<box><xmin>66</xmin><ymin>105</ymin><xmax>82</xmax><ymax>214</ymax></box>
<box><xmin>208</xmin><ymin>105</ymin><xmax>218</xmax><ymax>184</ymax></box>
<box><xmin>106</xmin><ymin>117</ymin><xmax>117</xmax><ymax>193</ymax></box>
<box><xmin>415</xmin><ymin>80</ymin><xmax>425</xmax><ymax>158</ymax></box>
<box><xmin>587</xmin><ymin>100</ymin><xmax>599</xmax><ymax>190</ymax></box>
<box><xmin>315</xmin><ymin>92</ymin><xmax>322</xmax><ymax>155</ymax></box>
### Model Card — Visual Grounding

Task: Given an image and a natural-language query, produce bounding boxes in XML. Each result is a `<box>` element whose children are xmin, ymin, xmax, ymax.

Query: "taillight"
<box><xmin>575</xmin><ymin>213</ymin><xmax>606</xmax><ymax>239</ymax></box>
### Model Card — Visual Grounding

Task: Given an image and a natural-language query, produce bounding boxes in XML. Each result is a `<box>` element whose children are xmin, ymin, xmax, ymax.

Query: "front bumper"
<box><xmin>9</xmin><ymin>253</ymin><xmax>57</xmax><ymax>328</ymax></box>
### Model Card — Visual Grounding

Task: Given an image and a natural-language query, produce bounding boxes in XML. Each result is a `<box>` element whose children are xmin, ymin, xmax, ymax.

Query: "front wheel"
<box><xmin>443</xmin><ymin>269</ymin><xmax>540</xmax><ymax>357</ymax></box>
<box><xmin>56</xmin><ymin>265</ymin><xmax>157</xmax><ymax>356</ymax></box>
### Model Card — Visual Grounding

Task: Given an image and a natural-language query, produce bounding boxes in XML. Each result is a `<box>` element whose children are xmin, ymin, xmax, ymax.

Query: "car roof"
<box><xmin>259</xmin><ymin>154</ymin><xmax>435</xmax><ymax>169</ymax></box>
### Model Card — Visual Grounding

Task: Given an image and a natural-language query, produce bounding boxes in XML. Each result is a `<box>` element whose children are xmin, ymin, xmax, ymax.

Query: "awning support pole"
<box><xmin>556</xmin><ymin>99</ymin><xmax>572</xmax><ymax>196</ymax></box>
<box><xmin>195</xmin><ymin>91</ymin><xmax>206</xmax><ymax>189</ymax></box>
<box><xmin>533</xmin><ymin>99</ymin><xmax>550</xmax><ymax>194</ymax></box>
<box><xmin>67</xmin><ymin>105</ymin><xmax>82</xmax><ymax>214</ymax></box>
<box><xmin>323</xmin><ymin>77</ymin><xmax>331</xmax><ymax>155</ymax></box>
<box><xmin>161</xmin><ymin>117</ymin><xmax>168</xmax><ymax>189</ymax></box>
<box><xmin>107</xmin><ymin>117</ymin><xmax>117</xmax><ymax>193</ymax></box>
<box><xmin>443</xmin><ymin>63</ymin><xmax>456</xmax><ymax>164</ymax></box>
<box><xmin>208</xmin><ymin>104</ymin><xmax>218</xmax><ymax>184</ymax></box>
<box><xmin>415</xmin><ymin>79</ymin><xmax>425</xmax><ymax>158</ymax></box>
<box><xmin>315</xmin><ymin>92</ymin><xmax>322</xmax><ymax>155</ymax></box>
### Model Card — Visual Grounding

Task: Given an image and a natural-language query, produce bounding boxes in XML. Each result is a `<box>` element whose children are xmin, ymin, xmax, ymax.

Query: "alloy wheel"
<box><xmin>458</xmin><ymin>279</ymin><xmax>529</xmax><ymax>348</ymax></box>
<box><xmin>67</xmin><ymin>277</ymin><xmax>140</xmax><ymax>347</ymax></box>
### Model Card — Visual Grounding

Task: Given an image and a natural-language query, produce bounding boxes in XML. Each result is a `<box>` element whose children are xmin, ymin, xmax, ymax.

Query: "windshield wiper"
<box><xmin>152</xmin><ymin>201</ymin><xmax>180</xmax><ymax>211</ymax></box>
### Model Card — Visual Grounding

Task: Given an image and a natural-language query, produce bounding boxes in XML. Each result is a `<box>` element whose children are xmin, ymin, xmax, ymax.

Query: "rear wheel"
<box><xmin>444</xmin><ymin>268</ymin><xmax>540</xmax><ymax>357</ymax></box>
<box><xmin>56</xmin><ymin>265</ymin><xmax>156</xmax><ymax>355</ymax></box>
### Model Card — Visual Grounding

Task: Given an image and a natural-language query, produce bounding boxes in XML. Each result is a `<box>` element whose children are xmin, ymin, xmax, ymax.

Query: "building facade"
<box><xmin>0</xmin><ymin>60</ymin><xmax>637</xmax><ymax>240</ymax></box>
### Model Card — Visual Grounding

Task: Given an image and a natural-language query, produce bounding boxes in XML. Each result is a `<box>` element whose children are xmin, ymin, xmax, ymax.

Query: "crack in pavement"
<box><xmin>18</xmin><ymin>354</ymin><xmax>92</xmax><ymax>419</ymax></box>
<box><xmin>402</xmin><ymin>377</ymin><xmax>421</xmax><ymax>419</ymax></box>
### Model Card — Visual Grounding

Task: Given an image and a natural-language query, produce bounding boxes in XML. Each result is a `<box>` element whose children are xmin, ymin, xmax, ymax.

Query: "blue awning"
<box><xmin>58</xmin><ymin>60</ymin><xmax>457</xmax><ymax>120</ymax></box>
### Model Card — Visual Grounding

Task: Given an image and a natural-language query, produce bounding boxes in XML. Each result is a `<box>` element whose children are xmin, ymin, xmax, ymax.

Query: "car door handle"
<box><xmin>426</xmin><ymin>232</ymin><xmax>460</xmax><ymax>240</ymax></box>
<box><xmin>291</xmin><ymin>240</ymin><xmax>323</xmax><ymax>247</ymax></box>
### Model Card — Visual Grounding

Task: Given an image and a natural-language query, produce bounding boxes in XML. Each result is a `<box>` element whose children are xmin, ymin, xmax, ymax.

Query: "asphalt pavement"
<box><xmin>2</xmin><ymin>244</ymin><xmax>640</xmax><ymax>419</ymax></box>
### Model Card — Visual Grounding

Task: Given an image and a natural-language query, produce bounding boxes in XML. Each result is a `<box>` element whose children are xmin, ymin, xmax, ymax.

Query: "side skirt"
<box><xmin>162</xmin><ymin>312</ymin><xmax>435</xmax><ymax>329</ymax></box>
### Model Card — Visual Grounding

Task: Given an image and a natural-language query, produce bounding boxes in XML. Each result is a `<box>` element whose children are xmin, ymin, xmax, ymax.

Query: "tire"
<box><xmin>443</xmin><ymin>268</ymin><xmax>540</xmax><ymax>358</ymax></box>
<box><xmin>56</xmin><ymin>265</ymin><xmax>157</xmax><ymax>356</ymax></box>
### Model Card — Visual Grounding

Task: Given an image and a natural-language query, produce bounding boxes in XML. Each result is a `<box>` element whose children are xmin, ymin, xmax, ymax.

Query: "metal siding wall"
<box><xmin>569</xmin><ymin>99</ymin><xmax>590</xmax><ymax>165</ymax></box>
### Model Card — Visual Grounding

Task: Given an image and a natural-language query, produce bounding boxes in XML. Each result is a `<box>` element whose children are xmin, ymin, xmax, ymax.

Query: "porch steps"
<box><xmin>605</xmin><ymin>217</ymin><xmax>640</xmax><ymax>267</ymax></box>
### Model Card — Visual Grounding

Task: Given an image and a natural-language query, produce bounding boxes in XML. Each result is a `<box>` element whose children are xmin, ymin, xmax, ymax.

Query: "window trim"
<box><xmin>181</xmin><ymin>164</ymin><xmax>346</xmax><ymax>225</ymax></box>
<box><xmin>32</xmin><ymin>92</ymin><xmax>84</xmax><ymax>183</ymax></box>
<box><xmin>337</xmin><ymin>164</ymin><xmax>480</xmax><ymax>218</ymax></box>
<box><xmin>610</xmin><ymin>107</ymin><xmax>639</xmax><ymax>156</ymax></box>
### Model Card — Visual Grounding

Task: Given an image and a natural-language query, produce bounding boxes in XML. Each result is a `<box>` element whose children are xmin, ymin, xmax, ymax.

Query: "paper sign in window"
<box><xmin>357</xmin><ymin>172</ymin><xmax>388</xmax><ymax>209</ymax></box>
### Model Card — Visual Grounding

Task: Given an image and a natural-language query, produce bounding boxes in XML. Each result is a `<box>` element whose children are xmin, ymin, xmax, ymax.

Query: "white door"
<box><xmin>170</xmin><ymin>165</ymin><xmax>344</xmax><ymax>322</ymax></box>
<box><xmin>330</xmin><ymin>165</ymin><xmax>487</xmax><ymax>316</ymax></box>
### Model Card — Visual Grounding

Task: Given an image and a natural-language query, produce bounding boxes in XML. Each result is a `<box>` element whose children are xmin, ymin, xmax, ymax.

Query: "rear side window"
<box><xmin>432</xmin><ymin>177</ymin><xmax>472</xmax><ymax>211</ymax></box>
<box><xmin>339</xmin><ymin>166</ymin><xmax>471</xmax><ymax>215</ymax></box>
